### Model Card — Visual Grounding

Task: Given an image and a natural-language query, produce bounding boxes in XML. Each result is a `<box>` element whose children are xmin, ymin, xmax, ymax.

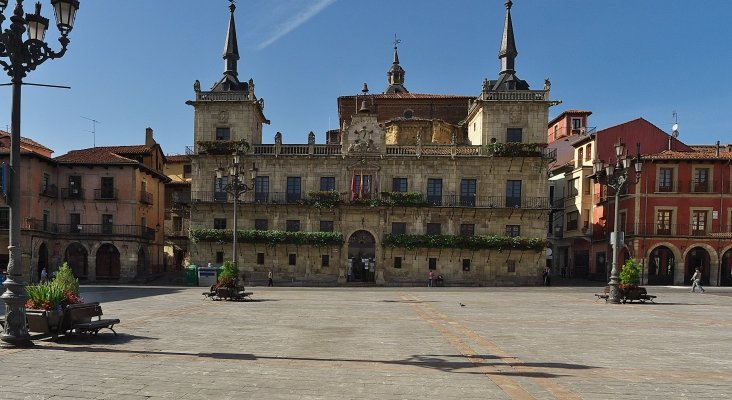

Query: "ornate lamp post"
<box><xmin>1</xmin><ymin>0</ymin><xmax>80</xmax><ymax>347</ymax></box>
<box><xmin>215</xmin><ymin>155</ymin><xmax>257</xmax><ymax>269</ymax></box>
<box><xmin>592</xmin><ymin>141</ymin><xmax>642</xmax><ymax>304</ymax></box>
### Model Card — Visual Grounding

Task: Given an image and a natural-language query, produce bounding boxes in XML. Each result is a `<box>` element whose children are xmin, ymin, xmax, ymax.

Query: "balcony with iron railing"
<box><xmin>614</xmin><ymin>223</ymin><xmax>732</xmax><ymax>238</ymax></box>
<box><xmin>61</xmin><ymin>187</ymin><xmax>85</xmax><ymax>200</ymax></box>
<box><xmin>651</xmin><ymin>180</ymin><xmax>724</xmax><ymax>194</ymax></box>
<box><xmin>140</xmin><ymin>190</ymin><xmax>153</xmax><ymax>205</ymax></box>
<box><xmin>56</xmin><ymin>223</ymin><xmax>156</xmax><ymax>240</ymax></box>
<box><xmin>94</xmin><ymin>188</ymin><xmax>118</xmax><ymax>201</ymax></box>
<box><xmin>40</xmin><ymin>184</ymin><xmax>58</xmax><ymax>198</ymax></box>
<box><xmin>191</xmin><ymin>190</ymin><xmax>552</xmax><ymax>209</ymax></box>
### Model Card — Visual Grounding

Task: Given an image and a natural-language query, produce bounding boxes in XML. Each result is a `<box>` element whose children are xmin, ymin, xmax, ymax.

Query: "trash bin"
<box><xmin>198</xmin><ymin>266</ymin><xmax>218</xmax><ymax>287</ymax></box>
<box><xmin>185</xmin><ymin>265</ymin><xmax>198</xmax><ymax>287</ymax></box>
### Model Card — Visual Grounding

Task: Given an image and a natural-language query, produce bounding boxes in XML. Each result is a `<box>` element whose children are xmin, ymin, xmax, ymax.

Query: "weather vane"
<box><xmin>393</xmin><ymin>34</ymin><xmax>401</xmax><ymax>49</ymax></box>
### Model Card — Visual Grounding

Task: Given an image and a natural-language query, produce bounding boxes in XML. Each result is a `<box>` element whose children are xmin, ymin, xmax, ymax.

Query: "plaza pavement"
<box><xmin>1</xmin><ymin>284</ymin><xmax>731</xmax><ymax>399</ymax></box>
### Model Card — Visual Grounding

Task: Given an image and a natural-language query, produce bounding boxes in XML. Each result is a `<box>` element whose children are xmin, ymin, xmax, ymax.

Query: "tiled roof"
<box><xmin>56</xmin><ymin>147</ymin><xmax>141</xmax><ymax>164</ymax></box>
<box><xmin>644</xmin><ymin>150</ymin><xmax>732</xmax><ymax>160</ymax></box>
<box><xmin>166</xmin><ymin>154</ymin><xmax>191</xmax><ymax>163</ymax></box>
<box><xmin>0</xmin><ymin>130</ymin><xmax>54</xmax><ymax>152</ymax></box>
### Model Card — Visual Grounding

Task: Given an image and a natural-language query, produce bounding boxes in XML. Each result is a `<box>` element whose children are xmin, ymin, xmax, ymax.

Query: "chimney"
<box><xmin>145</xmin><ymin>127</ymin><xmax>155</xmax><ymax>146</ymax></box>
<box><xmin>717</xmin><ymin>140</ymin><xmax>721</xmax><ymax>157</ymax></box>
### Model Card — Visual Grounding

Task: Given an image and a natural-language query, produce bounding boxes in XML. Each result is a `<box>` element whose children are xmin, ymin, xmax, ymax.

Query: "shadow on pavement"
<box><xmin>80</xmin><ymin>286</ymin><xmax>186</xmax><ymax>304</ymax></box>
<box><xmin>40</xmin><ymin>346</ymin><xmax>598</xmax><ymax>378</ymax></box>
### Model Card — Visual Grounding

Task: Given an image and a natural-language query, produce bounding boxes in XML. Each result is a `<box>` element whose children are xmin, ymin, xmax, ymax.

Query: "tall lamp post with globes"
<box><xmin>215</xmin><ymin>154</ymin><xmax>257</xmax><ymax>269</ymax></box>
<box><xmin>592</xmin><ymin>141</ymin><xmax>643</xmax><ymax>304</ymax></box>
<box><xmin>0</xmin><ymin>0</ymin><xmax>80</xmax><ymax>347</ymax></box>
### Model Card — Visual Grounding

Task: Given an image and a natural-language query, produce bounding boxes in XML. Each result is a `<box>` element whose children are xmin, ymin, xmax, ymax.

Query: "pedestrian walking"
<box><xmin>40</xmin><ymin>267</ymin><xmax>48</xmax><ymax>283</ymax></box>
<box><xmin>268</xmin><ymin>270</ymin><xmax>274</xmax><ymax>287</ymax></box>
<box><xmin>542</xmin><ymin>267</ymin><xmax>551</xmax><ymax>286</ymax></box>
<box><xmin>690</xmin><ymin>267</ymin><xmax>705</xmax><ymax>293</ymax></box>
<box><xmin>428</xmin><ymin>270</ymin><xmax>434</xmax><ymax>287</ymax></box>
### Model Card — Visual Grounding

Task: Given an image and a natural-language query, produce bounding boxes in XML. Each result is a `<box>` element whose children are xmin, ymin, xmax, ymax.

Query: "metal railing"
<box><xmin>61</xmin><ymin>187</ymin><xmax>85</xmax><ymax>200</ymax></box>
<box><xmin>56</xmin><ymin>223</ymin><xmax>156</xmax><ymax>240</ymax></box>
<box><xmin>616</xmin><ymin>223</ymin><xmax>732</xmax><ymax>238</ymax></box>
<box><xmin>94</xmin><ymin>188</ymin><xmax>118</xmax><ymax>200</ymax></box>
<box><xmin>191</xmin><ymin>190</ymin><xmax>552</xmax><ymax>209</ymax></box>
<box><xmin>140</xmin><ymin>191</ymin><xmax>153</xmax><ymax>205</ymax></box>
<box><xmin>40</xmin><ymin>184</ymin><xmax>58</xmax><ymax>198</ymax></box>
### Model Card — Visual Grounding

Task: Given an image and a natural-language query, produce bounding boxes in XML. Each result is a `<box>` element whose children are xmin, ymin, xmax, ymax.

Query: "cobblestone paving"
<box><xmin>1</xmin><ymin>285</ymin><xmax>731</xmax><ymax>399</ymax></box>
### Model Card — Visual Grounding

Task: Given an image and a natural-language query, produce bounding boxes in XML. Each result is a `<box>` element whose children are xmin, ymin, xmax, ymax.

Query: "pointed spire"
<box><xmin>224</xmin><ymin>0</ymin><xmax>240</xmax><ymax>77</ymax></box>
<box><xmin>385</xmin><ymin>34</ymin><xmax>408</xmax><ymax>94</ymax></box>
<box><xmin>499</xmin><ymin>0</ymin><xmax>517</xmax><ymax>74</ymax></box>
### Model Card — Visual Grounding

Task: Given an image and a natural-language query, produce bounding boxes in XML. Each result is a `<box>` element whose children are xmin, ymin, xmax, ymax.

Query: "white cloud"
<box><xmin>258</xmin><ymin>0</ymin><xmax>337</xmax><ymax>49</ymax></box>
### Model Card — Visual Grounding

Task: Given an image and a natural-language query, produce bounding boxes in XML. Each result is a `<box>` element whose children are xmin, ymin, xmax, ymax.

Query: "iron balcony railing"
<box><xmin>601</xmin><ymin>223</ymin><xmax>732</xmax><ymax>238</ymax></box>
<box><xmin>191</xmin><ymin>190</ymin><xmax>551</xmax><ymax>209</ymax></box>
<box><xmin>650</xmin><ymin>180</ymin><xmax>723</xmax><ymax>194</ymax></box>
<box><xmin>40</xmin><ymin>184</ymin><xmax>58</xmax><ymax>198</ymax></box>
<box><xmin>56</xmin><ymin>223</ymin><xmax>156</xmax><ymax>240</ymax></box>
<box><xmin>60</xmin><ymin>187</ymin><xmax>85</xmax><ymax>200</ymax></box>
<box><xmin>140</xmin><ymin>190</ymin><xmax>153</xmax><ymax>205</ymax></box>
<box><xmin>94</xmin><ymin>188</ymin><xmax>118</xmax><ymax>200</ymax></box>
<box><xmin>24</xmin><ymin>218</ymin><xmax>57</xmax><ymax>233</ymax></box>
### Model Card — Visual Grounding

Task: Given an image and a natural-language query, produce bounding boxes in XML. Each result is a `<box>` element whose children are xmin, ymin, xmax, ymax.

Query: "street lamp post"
<box><xmin>215</xmin><ymin>155</ymin><xmax>257</xmax><ymax>269</ymax></box>
<box><xmin>0</xmin><ymin>0</ymin><xmax>80</xmax><ymax>347</ymax></box>
<box><xmin>592</xmin><ymin>141</ymin><xmax>643</xmax><ymax>304</ymax></box>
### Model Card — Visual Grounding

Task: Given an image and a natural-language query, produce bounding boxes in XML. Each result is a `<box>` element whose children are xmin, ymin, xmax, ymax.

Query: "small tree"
<box><xmin>216</xmin><ymin>261</ymin><xmax>239</xmax><ymax>288</ymax></box>
<box><xmin>619</xmin><ymin>258</ymin><xmax>641</xmax><ymax>286</ymax></box>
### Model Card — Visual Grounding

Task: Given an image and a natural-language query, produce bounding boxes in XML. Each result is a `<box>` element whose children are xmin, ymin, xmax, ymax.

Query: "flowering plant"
<box><xmin>25</xmin><ymin>263</ymin><xmax>83</xmax><ymax>311</ymax></box>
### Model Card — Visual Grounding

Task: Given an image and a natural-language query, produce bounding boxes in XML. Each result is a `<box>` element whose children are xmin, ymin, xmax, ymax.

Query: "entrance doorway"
<box><xmin>685</xmin><ymin>247</ymin><xmax>710</xmax><ymax>285</ymax></box>
<box><xmin>648</xmin><ymin>246</ymin><xmax>674</xmax><ymax>285</ymax></box>
<box><xmin>347</xmin><ymin>230</ymin><xmax>376</xmax><ymax>282</ymax></box>
<box><xmin>721</xmin><ymin>249</ymin><xmax>732</xmax><ymax>287</ymax></box>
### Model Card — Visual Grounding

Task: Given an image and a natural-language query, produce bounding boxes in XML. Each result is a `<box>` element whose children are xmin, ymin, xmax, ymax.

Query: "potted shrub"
<box><xmin>619</xmin><ymin>258</ymin><xmax>642</xmax><ymax>302</ymax></box>
<box><xmin>214</xmin><ymin>261</ymin><xmax>239</xmax><ymax>299</ymax></box>
<box><xmin>25</xmin><ymin>263</ymin><xmax>83</xmax><ymax>333</ymax></box>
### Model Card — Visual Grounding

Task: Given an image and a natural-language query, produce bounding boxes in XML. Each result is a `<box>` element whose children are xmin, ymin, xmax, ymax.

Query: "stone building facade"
<box><xmin>187</xmin><ymin>1</ymin><xmax>556</xmax><ymax>285</ymax></box>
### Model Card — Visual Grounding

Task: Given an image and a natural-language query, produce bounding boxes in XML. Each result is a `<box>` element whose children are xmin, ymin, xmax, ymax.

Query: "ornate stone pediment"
<box><xmin>344</xmin><ymin>114</ymin><xmax>384</xmax><ymax>153</ymax></box>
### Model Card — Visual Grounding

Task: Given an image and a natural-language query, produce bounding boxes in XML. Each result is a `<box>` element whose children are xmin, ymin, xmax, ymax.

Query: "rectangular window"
<box><xmin>42</xmin><ymin>210</ymin><xmax>50</xmax><ymax>231</ymax></box>
<box><xmin>460</xmin><ymin>179</ymin><xmax>476</xmax><ymax>207</ymax></box>
<box><xmin>320</xmin><ymin>177</ymin><xmax>336</xmax><ymax>191</ymax></box>
<box><xmin>286</xmin><ymin>177</ymin><xmax>302</xmax><ymax>203</ymax></box>
<box><xmin>214</xmin><ymin>176</ymin><xmax>228</xmax><ymax>202</ymax></box>
<box><xmin>183</xmin><ymin>165</ymin><xmax>192</xmax><ymax>179</ymax></box>
<box><xmin>506</xmin><ymin>180</ymin><xmax>522</xmax><ymax>208</ymax></box>
<box><xmin>427</xmin><ymin>178</ymin><xmax>442</xmax><ymax>205</ymax></box>
<box><xmin>321</xmin><ymin>255</ymin><xmax>330</xmax><ymax>267</ymax></box>
<box><xmin>657</xmin><ymin>210</ymin><xmax>672</xmax><ymax>235</ymax></box>
<box><xmin>691</xmin><ymin>210</ymin><xmax>707</xmax><ymax>236</ymax></box>
<box><xmin>215</xmin><ymin>127</ymin><xmax>230</xmax><ymax>141</ymax></box>
<box><xmin>426</xmin><ymin>223</ymin><xmax>441</xmax><ymax>235</ymax></box>
<box><xmin>391</xmin><ymin>222</ymin><xmax>406</xmax><ymax>234</ymax></box>
<box><xmin>659</xmin><ymin>168</ymin><xmax>674</xmax><ymax>192</ymax></box>
<box><xmin>216</xmin><ymin>252</ymin><xmax>224</xmax><ymax>264</ymax></box>
<box><xmin>577</xmin><ymin>148</ymin><xmax>584</xmax><ymax>168</ymax></box>
<box><xmin>572</xmin><ymin>118</ymin><xmax>582</xmax><ymax>130</ymax></box>
<box><xmin>462</xmin><ymin>259</ymin><xmax>471</xmax><ymax>272</ymax></box>
<box><xmin>506</xmin><ymin>225</ymin><xmax>520</xmax><ymax>237</ymax></box>
<box><xmin>0</xmin><ymin>207</ymin><xmax>9</xmax><ymax>229</ymax></box>
<box><xmin>254</xmin><ymin>176</ymin><xmax>269</xmax><ymax>203</ymax></box>
<box><xmin>214</xmin><ymin>218</ymin><xmax>227</xmax><ymax>229</ymax></box>
<box><xmin>173</xmin><ymin>216</ymin><xmax>183</xmax><ymax>232</ymax></box>
<box><xmin>68</xmin><ymin>175</ymin><xmax>82</xmax><ymax>199</ymax></box>
<box><xmin>392</xmin><ymin>177</ymin><xmax>408</xmax><ymax>192</ymax></box>
<box><xmin>70</xmin><ymin>213</ymin><xmax>81</xmax><ymax>233</ymax></box>
<box><xmin>286</xmin><ymin>220</ymin><xmax>300</xmax><ymax>232</ymax></box>
<box><xmin>693</xmin><ymin>168</ymin><xmax>709</xmax><ymax>192</ymax></box>
<box><xmin>254</xmin><ymin>219</ymin><xmax>268</xmax><ymax>230</ymax></box>
<box><xmin>459</xmin><ymin>223</ymin><xmax>475</xmax><ymax>236</ymax></box>
<box><xmin>428</xmin><ymin>258</ymin><xmax>437</xmax><ymax>270</ymax></box>
<box><xmin>100</xmin><ymin>177</ymin><xmax>115</xmax><ymax>199</ymax></box>
<box><xmin>567</xmin><ymin>178</ymin><xmax>579</xmax><ymax>197</ymax></box>
<box><xmin>256</xmin><ymin>253</ymin><xmax>264</xmax><ymax>265</ymax></box>
<box><xmin>507</xmin><ymin>260</ymin><xmax>516</xmax><ymax>273</ymax></box>
<box><xmin>394</xmin><ymin>257</ymin><xmax>402</xmax><ymax>269</ymax></box>
<box><xmin>567</xmin><ymin>211</ymin><xmax>579</xmax><ymax>231</ymax></box>
<box><xmin>42</xmin><ymin>173</ymin><xmax>50</xmax><ymax>192</ymax></box>
<box><xmin>288</xmin><ymin>254</ymin><xmax>297</xmax><ymax>266</ymax></box>
<box><xmin>585</xmin><ymin>143</ymin><xmax>592</xmax><ymax>161</ymax></box>
<box><xmin>506</xmin><ymin>128</ymin><xmax>523</xmax><ymax>143</ymax></box>
<box><xmin>319</xmin><ymin>220</ymin><xmax>334</xmax><ymax>232</ymax></box>
<box><xmin>102</xmin><ymin>214</ymin><xmax>113</xmax><ymax>234</ymax></box>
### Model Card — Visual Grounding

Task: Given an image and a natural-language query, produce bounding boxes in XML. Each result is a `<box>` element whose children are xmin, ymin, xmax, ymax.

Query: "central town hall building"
<box><xmin>186</xmin><ymin>1</ymin><xmax>556</xmax><ymax>285</ymax></box>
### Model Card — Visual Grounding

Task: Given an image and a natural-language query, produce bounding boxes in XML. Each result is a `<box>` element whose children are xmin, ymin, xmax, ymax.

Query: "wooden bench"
<box><xmin>65</xmin><ymin>302</ymin><xmax>120</xmax><ymax>336</ymax></box>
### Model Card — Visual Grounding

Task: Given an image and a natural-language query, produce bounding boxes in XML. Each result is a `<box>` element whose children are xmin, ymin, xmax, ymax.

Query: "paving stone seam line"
<box><xmin>402</xmin><ymin>293</ymin><xmax>536</xmax><ymax>400</ymax></box>
<box><xmin>418</xmin><ymin>299</ymin><xmax>583</xmax><ymax>400</ymax></box>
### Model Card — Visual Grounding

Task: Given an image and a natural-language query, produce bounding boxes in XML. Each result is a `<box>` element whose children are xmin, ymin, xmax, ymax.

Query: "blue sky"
<box><xmin>2</xmin><ymin>0</ymin><xmax>731</xmax><ymax>156</ymax></box>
